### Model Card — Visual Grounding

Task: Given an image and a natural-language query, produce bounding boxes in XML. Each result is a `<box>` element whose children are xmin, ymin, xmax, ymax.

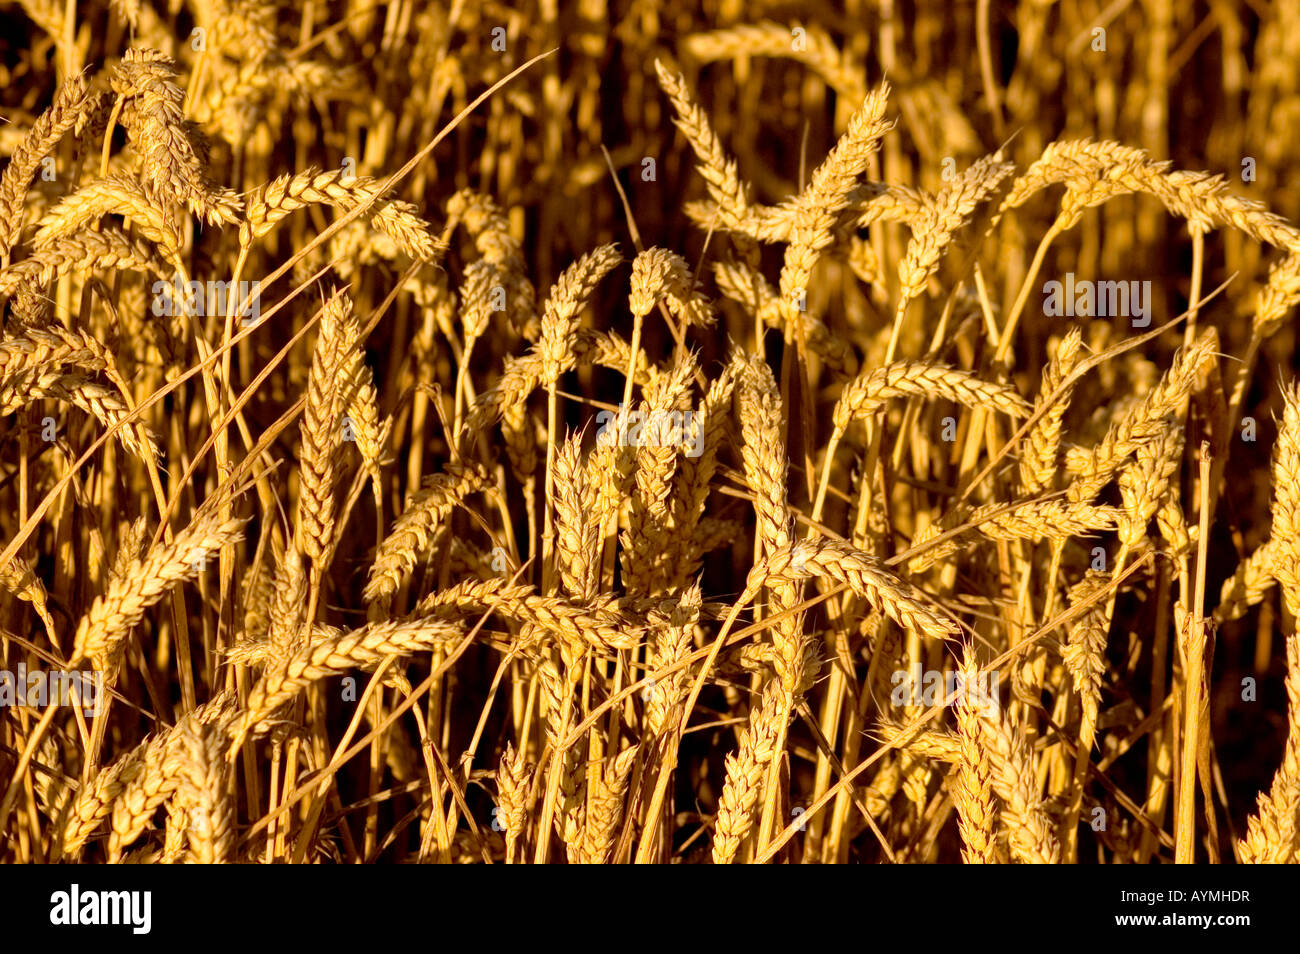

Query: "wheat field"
<box><xmin>0</xmin><ymin>0</ymin><xmax>1298</xmax><ymax>865</ymax></box>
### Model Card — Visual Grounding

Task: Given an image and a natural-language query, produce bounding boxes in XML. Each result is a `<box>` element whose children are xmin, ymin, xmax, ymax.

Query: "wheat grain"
<box><xmin>364</xmin><ymin>463</ymin><xmax>491</xmax><ymax>604</ymax></box>
<box><xmin>112</xmin><ymin>49</ymin><xmax>243</xmax><ymax>226</ymax></box>
<box><xmin>0</xmin><ymin>75</ymin><xmax>97</xmax><ymax>256</ymax></box>
<box><xmin>32</xmin><ymin>175</ymin><xmax>180</xmax><ymax>256</ymax></box>
<box><xmin>832</xmin><ymin>361</ymin><xmax>1030</xmax><ymax>434</ymax></box>
<box><xmin>71</xmin><ymin>514</ymin><xmax>245</xmax><ymax>679</ymax></box>
<box><xmin>241</xmin><ymin>166</ymin><xmax>441</xmax><ymax>261</ymax></box>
